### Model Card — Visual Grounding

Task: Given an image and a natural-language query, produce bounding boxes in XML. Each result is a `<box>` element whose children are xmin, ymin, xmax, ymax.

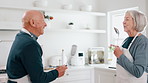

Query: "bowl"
<box><xmin>62</xmin><ymin>4</ymin><xmax>72</xmax><ymax>10</ymax></box>
<box><xmin>80</xmin><ymin>5</ymin><xmax>92</xmax><ymax>12</ymax></box>
<box><xmin>33</xmin><ymin>0</ymin><xmax>48</xmax><ymax>7</ymax></box>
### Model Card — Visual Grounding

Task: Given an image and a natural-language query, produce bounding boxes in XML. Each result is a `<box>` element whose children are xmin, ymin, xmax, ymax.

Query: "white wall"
<box><xmin>0</xmin><ymin>31</ymin><xmax>18</xmax><ymax>66</ymax></box>
<box><xmin>95</xmin><ymin>0</ymin><xmax>146</xmax><ymax>12</ymax></box>
<box><xmin>38</xmin><ymin>13</ymin><xmax>107</xmax><ymax>65</ymax></box>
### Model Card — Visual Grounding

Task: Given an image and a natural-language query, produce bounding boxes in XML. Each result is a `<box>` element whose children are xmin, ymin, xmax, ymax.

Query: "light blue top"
<box><xmin>117</xmin><ymin>34</ymin><xmax>148</xmax><ymax>78</ymax></box>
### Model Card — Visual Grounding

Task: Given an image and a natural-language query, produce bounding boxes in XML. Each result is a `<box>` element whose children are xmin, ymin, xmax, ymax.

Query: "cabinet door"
<box><xmin>95</xmin><ymin>69</ymin><xmax>116</xmax><ymax>83</ymax></box>
<box><xmin>59</xmin><ymin>69</ymin><xmax>92</xmax><ymax>83</ymax></box>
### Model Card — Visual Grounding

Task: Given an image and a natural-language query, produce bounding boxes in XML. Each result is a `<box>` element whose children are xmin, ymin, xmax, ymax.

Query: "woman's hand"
<box><xmin>110</xmin><ymin>44</ymin><xmax>123</xmax><ymax>58</ymax></box>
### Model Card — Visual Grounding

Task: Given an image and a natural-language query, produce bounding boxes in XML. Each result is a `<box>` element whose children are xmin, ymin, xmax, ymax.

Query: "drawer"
<box><xmin>59</xmin><ymin>69</ymin><xmax>91</xmax><ymax>82</ymax></box>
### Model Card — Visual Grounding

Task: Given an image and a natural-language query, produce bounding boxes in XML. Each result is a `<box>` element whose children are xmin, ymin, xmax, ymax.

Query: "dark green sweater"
<box><xmin>6</xmin><ymin>31</ymin><xmax>58</xmax><ymax>83</ymax></box>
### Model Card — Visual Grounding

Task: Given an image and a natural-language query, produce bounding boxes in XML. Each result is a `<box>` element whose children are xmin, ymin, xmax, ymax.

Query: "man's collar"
<box><xmin>21</xmin><ymin>28</ymin><xmax>38</xmax><ymax>40</ymax></box>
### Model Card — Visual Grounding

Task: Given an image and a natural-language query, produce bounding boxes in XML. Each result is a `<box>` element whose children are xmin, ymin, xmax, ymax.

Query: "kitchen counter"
<box><xmin>89</xmin><ymin>64</ymin><xmax>116</xmax><ymax>72</ymax></box>
<box><xmin>66</xmin><ymin>64</ymin><xmax>116</xmax><ymax>72</ymax></box>
<box><xmin>0</xmin><ymin>74</ymin><xmax>7</xmax><ymax>83</ymax></box>
<box><xmin>0</xmin><ymin>64</ymin><xmax>116</xmax><ymax>82</ymax></box>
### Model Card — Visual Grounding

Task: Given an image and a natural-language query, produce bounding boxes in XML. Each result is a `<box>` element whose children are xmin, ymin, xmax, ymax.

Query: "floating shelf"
<box><xmin>0</xmin><ymin>29</ymin><xmax>20</xmax><ymax>31</ymax></box>
<box><xmin>0</xmin><ymin>6</ymin><xmax>106</xmax><ymax>31</ymax></box>
<box><xmin>0</xmin><ymin>21</ymin><xmax>21</xmax><ymax>31</ymax></box>
<box><xmin>49</xmin><ymin>29</ymin><xmax>106</xmax><ymax>33</ymax></box>
<box><xmin>0</xmin><ymin>5</ymin><xmax>106</xmax><ymax>16</ymax></box>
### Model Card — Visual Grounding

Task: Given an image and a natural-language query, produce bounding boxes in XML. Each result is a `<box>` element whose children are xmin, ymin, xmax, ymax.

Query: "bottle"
<box><xmin>91</xmin><ymin>54</ymin><xmax>94</xmax><ymax>64</ymax></box>
<box><xmin>61</xmin><ymin>49</ymin><xmax>67</xmax><ymax>65</ymax></box>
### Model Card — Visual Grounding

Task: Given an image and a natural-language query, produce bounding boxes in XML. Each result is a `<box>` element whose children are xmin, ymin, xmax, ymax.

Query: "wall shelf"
<box><xmin>0</xmin><ymin>5</ymin><xmax>106</xmax><ymax>16</ymax></box>
<box><xmin>0</xmin><ymin>22</ymin><xmax>21</xmax><ymax>31</ymax></box>
<box><xmin>49</xmin><ymin>29</ymin><xmax>106</xmax><ymax>33</ymax></box>
<box><xmin>0</xmin><ymin>29</ymin><xmax>20</xmax><ymax>31</ymax></box>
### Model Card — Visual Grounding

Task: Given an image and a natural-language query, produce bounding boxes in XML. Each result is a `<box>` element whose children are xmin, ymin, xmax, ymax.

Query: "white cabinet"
<box><xmin>0</xmin><ymin>74</ymin><xmax>7</xmax><ymax>83</ymax></box>
<box><xmin>94</xmin><ymin>67</ymin><xmax>116</xmax><ymax>83</ymax></box>
<box><xmin>0</xmin><ymin>66</ymin><xmax>117</xmax><ymax>83</ymax></box>
<box><xmin>52</xmin><ymin>67</ymin><xmax>94</xmax><ymax>83</ymax></box>
<box><xmin>0</xmin><ymin>67</ymin><xmax>94</xmax><ymax>83</ymax></box>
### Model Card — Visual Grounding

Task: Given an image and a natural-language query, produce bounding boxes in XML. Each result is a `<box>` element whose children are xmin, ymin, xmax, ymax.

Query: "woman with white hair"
<box><xmin>111</xmin><ymin>10</ymin><xmax>148</xmax><ymax>83</ymax></box>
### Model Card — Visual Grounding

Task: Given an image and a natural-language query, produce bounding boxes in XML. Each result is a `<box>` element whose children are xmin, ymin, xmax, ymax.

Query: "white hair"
<box><xmin>126</xmin><ymin>10</ymin><xmax>147</xmax><ymax>32</ymax></box>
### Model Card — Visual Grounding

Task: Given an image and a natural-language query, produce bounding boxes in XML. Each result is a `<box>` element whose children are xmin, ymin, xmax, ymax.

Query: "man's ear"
<box><xmin>29</xmin><ymin>19</ymin><xmax>36</xmax><ymax>27</ymax></box>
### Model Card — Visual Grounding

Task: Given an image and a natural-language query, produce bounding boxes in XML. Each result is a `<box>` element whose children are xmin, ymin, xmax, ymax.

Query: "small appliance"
<box><xmin>88</xmin><ymin>47</ymin><xmax>105</xmax><ymax>64</ymax></box>
<box><xmin>48</xmin><ymin>55</ymin><xmax>67</xmax><ymax>67</ymax></box>
<box><xmin>48</xmin><ymin>49</ymin><xmax>67</xmax><ymax>67</ymax></box>
<box><xmin>71</xmin><ymin>51</ymin><xmax>85</xmax><ymax>66</ymax></box>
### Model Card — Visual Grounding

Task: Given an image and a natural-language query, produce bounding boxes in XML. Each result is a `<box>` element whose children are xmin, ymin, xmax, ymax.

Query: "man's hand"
<box><xmin>56</xmin><ymin>65</ymin><xmax>68</xmax><ymax>77</ymax></box>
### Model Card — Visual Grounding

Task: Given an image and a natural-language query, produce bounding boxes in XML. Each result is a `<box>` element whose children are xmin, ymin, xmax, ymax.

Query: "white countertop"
<box><xmin>89</xmin><ymin>64</ymin><xmax>116</xmax><ymax>72</ymax></box>
<box><xmin>90</xmin><ymin>64</ymin><xmax>116</xmax><ymax>68</ymax></box>
<box><xmin>66</xmin><ymin>64</ymin><xmax>116</xmax><ymax>71</ymax></box>
<box><xmin>0</xmin><ymin>64</ymin><xmax>116</xmax><ymax>82</ymax></box>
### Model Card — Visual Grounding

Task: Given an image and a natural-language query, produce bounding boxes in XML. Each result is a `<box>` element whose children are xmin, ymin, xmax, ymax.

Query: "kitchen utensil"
<box><xmin>114</xmin><ymin>27</ymin><xmax>119</xmax><ymax>45</ymax></box>
<box><xmin>114</xmin><ymin>27</ymin><xmax>119</xmax><ymax>37</ymax></box>
<box><xmin>108</xmin><ymin>67</ymin><xmax>116</xmax><ymax>69</ymax></box>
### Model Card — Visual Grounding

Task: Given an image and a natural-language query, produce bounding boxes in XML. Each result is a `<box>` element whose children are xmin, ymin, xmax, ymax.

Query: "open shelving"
<box><xmin>0</xmin><ymin>5</ymin><xmax>106</xmax><ymax>32</ymax></box>
<box><xmin>0</xmin><ymin>5</ymin><xmax>106</xmax><ymax>16</ymax></box>
<box><xmin>48</xmin><ymin>29</ymin><xmax>106</xmax><ymax>34</ymax></box>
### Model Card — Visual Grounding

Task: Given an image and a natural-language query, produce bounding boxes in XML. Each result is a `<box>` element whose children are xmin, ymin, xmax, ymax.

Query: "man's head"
<box><xmin>22</xmin><ymin>10</ymin><xmax>47</xmax><ymax>37</ymax></box>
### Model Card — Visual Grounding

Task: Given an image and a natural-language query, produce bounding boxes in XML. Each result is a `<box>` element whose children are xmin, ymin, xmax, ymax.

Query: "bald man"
<box><xmin>6</xmin><ymin>10</ymin><xmax>67</xmax><ymax>83</ymax></box>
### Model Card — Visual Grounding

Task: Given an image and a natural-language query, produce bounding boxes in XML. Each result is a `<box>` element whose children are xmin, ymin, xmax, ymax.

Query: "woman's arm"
<box><xmin>117</xmin><ymin>40</ymin><xmax>147</xmax><ymax>78</ymax></box>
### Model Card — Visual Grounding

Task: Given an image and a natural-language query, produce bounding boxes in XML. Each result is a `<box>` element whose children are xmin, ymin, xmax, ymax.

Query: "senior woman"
<box><xmin>112</xmin><ymin>10</ymin><xmax>148</xmax><ymax>83</ymax></box>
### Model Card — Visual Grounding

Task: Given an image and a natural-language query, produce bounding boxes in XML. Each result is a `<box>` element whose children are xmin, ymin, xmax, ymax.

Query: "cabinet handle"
<box><xmin>114</xmin><ymin>74</ymin><xmax>116</xmax><ymax>77</ymax></box>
